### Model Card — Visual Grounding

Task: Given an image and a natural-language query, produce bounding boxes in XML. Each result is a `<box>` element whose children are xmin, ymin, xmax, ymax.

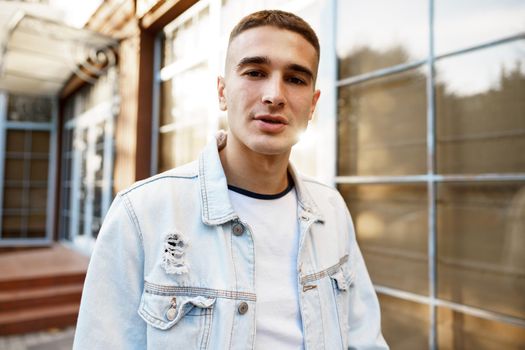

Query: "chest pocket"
<box><xmin>138</xmin><ymin>289</ymin><xmax>216</xmax><ymax>350</ymax></box>
<box><xmin>330</xmin><ymin>266</ymin><xmax>355</xmax><ymax>349</ymax></box>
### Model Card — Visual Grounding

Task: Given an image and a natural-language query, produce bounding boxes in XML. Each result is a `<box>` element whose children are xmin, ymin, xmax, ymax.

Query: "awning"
<box><xmin>0</xmin><ymin>8</ymin><xmax>117</xmax><ymax>96</ymax></box>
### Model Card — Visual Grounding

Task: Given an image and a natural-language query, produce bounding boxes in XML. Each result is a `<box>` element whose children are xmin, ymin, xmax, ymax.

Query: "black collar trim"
<box><xmin>228</xmin><ymin>174</ymin><xmax>295</xmax><ymax>200</ymax></box>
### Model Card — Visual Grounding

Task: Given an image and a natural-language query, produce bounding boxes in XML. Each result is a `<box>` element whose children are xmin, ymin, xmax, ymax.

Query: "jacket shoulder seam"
<box><xmin>121</xmin><ymin>174</ymin><xmax>198</xmax><ymax>196</ymax></box>
<box><xmin>119</xmin><ymin>193</ymin><xmax>145</xmax><ymax>248</ymax></box>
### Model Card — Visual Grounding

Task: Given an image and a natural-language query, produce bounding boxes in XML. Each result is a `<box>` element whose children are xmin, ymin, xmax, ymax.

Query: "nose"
<box><xmin>262</xmin><ymin>76</ymin><xmax>286</xmax><ymax>107</ymax></box>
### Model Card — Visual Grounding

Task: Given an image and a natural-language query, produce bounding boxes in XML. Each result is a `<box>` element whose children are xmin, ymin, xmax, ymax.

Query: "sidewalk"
<box><xmin>0</xmin><ymin>327</ymin><xmax>74</xmax><ymax>350</ymax></box>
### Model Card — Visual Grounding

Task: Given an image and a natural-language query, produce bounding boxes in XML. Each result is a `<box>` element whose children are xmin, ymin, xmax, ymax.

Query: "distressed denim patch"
<box><xmin>162</xmin><ymin>232</ymin><xmax>190</xmax><ymax>274</ymax></box>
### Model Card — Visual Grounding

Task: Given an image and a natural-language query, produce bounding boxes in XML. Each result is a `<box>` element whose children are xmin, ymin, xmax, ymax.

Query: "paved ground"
<box><xmin>0</xmin><ymin>327</ymin><xmax>74</xmax><ymax>350</ymax></box>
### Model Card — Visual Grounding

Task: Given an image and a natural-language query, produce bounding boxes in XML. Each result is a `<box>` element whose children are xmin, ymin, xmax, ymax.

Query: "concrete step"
<box><xmin>0</xmin><ymin>303</ymin><xmax>79</xmax><ymax>336</ymax></box>
<box><xmin>0</xmin><ymin>284</ymin><xmax>83</xmax><ymax>312</ymax></box>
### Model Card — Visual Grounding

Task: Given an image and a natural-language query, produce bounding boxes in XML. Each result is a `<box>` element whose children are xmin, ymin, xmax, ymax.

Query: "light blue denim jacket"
<box><xmin>73</xmin><ymin>140</ymin><xmax>388</xmax><ymax>350</ymax></box>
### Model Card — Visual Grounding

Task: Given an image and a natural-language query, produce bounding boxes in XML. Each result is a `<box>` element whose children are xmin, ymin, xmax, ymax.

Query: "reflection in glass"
<box><xmin>338</xmin><ymin>69</ymin><xmax>427</xmax><ymax>176</ymax></box>
<box><xmin>338</xmin><ymin>184</ymin><xmax>428</xmax><ymax>295</ymax></box>
<box><xmin>6</xmin><ymin>130</ymin><xmax>26</xmax><ymax>152</ymax></box>
<box><xmin>7</xmin><ymin>94</ymin><xmax>52</xmax><ymax>122</ymax></box>
<box><xmin>435</xmin><ymin>0</ymin><xmax>525</xmax><ymax>55</ymax></box>
<box><xmin>27</xmin><ymin>214</ymin><xmax>46</xmax><ymax>238</ymax></box>
<box><xmin>30</xmin><ymin>160</ymin><xmax>49</xmax><ymax>182</ymax></box>
<box><xmin>160</xmin><ymin>66</ymin><xmax>209</xmax><ymax>127</ymax></box>
<box><xmin>437</xmin><ymin>182</ymin><xmax>525</xmax><ymax>319</ymax></box>
<box><xmin>2</xmin><ymin>215</ymin><xmax>21</xmax><ymax>238</ymax></box>
<box><xmin>379</xmin><ymin>294</ymin><xmax>429</xmax><ymax>349</ymax></box>
<box><xmin>438</xmin><ymin>307</ymin><xmax>525</xmax><ymax>349</ymax></box>
<box><xmin>29</xmin><ymin>188</ymin><xmax>47</xmax><ymax>209</ymax></box>
<box><xmin>159</xmin><ymin>125</ymin><xmax>208</xmax><ymax>172</ymax></box>
<box><xmin>31</xmin><ymin>131</ymin><xmax>50</xmax><ymax>153</ymax></box>
<box><xmin>436</xmin><ymin>40</ymin><xmax>525</xmax><ymax>174</ymax></box>
<box><xmin>4</xmin><ymin>188</ymin><xmax>23</xmax><ymax>208</ymax></box>
<box><xmin>337</xmin><ymin>0</ymin><xmax>428</xmax><ymax>78</ymax></box>
<box><xmin>163</xmin><ymin>5</ymin><xmax>211</xmax><ymax>67</ymax></box>
<box><xmin>4</xmin><ymin>159</ymin><xmax>24</xmax><ymax>181</ymax></box>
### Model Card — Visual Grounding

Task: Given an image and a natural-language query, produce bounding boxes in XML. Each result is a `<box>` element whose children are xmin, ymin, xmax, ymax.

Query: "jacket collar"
<box><xmin>198</xmin><ymin>138</ymin><xmax>324</xmax><ymax>226</ymax></box>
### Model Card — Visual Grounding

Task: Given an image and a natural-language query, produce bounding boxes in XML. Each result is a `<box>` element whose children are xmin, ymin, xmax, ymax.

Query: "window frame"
<box><xmin>0</xmin><ymin>91</ymin><xmax>58</xmax><ymax>246</ymax></box>
<box><xmin>334</xmin><ymin>0</ymin><xmax>525</xmax><ymax>348</ymax></box>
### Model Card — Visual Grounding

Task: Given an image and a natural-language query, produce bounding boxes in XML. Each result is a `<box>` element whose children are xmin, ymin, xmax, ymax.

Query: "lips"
<box><xmin>253</xmin><ymin>114</ymin><xmax>288</xmax><ymax>133</ymax></box>
<box><xmin>254</xmin><ymin>115</ymin><xmax>288</xmax><ymax>124</ymax></box>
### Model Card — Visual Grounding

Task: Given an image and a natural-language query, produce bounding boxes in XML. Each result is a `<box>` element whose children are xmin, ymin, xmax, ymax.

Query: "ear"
<box><xmin>309</xmin><ymin>89</ymin><xmax>321</xmax><ymax>121</ymax></box>
<box><xmin>217</xmin><ymin>76</ymin><xmax>227</xmax><ymax>111</ymax></box>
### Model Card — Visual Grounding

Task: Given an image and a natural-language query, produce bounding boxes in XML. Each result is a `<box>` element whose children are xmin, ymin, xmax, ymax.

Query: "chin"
<box><xmin>247</xmin><ymin>139</ymin><xmax>296</xmax><ymax>156</ymax></box>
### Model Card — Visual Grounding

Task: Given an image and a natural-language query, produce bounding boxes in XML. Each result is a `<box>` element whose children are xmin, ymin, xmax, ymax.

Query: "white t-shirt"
<box><xmin>228</xmin><ymin>183</ymin><xmax>304</xmax><ymax>350</ymax></box>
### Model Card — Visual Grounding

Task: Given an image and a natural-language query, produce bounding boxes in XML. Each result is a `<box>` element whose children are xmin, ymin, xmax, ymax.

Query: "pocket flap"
<box><xmin>330</xmin><ymin>268</ymin><xmax>355</xmax><ymax>291</ymax></box>
<box><xmin>138</xmin><ymin>291</ymin><xmax>216</xmax><ymax>330</ymax></box>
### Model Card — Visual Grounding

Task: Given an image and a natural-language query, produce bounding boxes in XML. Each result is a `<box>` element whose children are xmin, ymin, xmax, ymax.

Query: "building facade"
<box><xmin>0</xmin><ymin>0</ymin><xmax>524</xmax><ymax>348</ymax></box>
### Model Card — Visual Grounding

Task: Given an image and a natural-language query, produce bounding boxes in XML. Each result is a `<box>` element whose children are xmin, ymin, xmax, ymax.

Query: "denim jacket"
<box><xmin>73</xmin><ymin>140</ymin><xmax>388</xmax><ymax>350</ymax></box>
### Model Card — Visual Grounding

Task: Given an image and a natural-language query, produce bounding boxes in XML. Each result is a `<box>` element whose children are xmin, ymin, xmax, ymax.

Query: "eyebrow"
<box><xmin>236</xmin><ymin>55</ymin><xmax>314</xmax><ymax>81</ymax></box>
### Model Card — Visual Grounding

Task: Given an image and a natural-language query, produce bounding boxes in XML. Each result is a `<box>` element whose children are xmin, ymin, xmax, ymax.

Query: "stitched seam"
<box><xmin>144</xmin><ymin>282</ymin><xmax>257</xmax><ymax>301</ymax></box>
<box><xmin>200</xmin><ymin>307</ymin><xmax>212</xmax><ymax>350</ymax></box>
<box><xmin>229</xmin><ymin>222</ymin><xmax>239</xmax><ymax>350</ymax></box>
<box><xmin>121</xmin><ymin>194</ymin><xmax>144</xmax><ymax>247</ymax></box>
<box><xmin>199</xmin><ymin>155</ymin><xmax>209</xmax><ymax>221</ymax></box>
<box><xmin>300</xmin><ymin>255</ymin><xmax>349</xmax><ymax>285</ymax></box>
<box><xmin>121</xmin><ymin>174</ymin><xmax>198</xmax><ymax>196</ymax></box>
<box><xmin>316</xmin><ymin>286</ymin><xmax>326</xmax><ymax>350</ymax></box>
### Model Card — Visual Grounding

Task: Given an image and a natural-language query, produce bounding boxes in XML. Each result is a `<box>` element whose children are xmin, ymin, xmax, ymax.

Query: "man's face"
<box><xmin>218</xmin><ymin>25</ymin><xmax>321</xmax><ymax>156</ymax></box>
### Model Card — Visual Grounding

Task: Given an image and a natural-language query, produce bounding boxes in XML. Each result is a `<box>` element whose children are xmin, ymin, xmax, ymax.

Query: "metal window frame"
<box><xmin>0</xmin><ymin>92</ymin><xmax>56</xmax><ymax>246</ymax></box>
<box><xmin>334</xmin><ymin>0</ymin><xmax>525</xmax><ymax>348</ymax></box>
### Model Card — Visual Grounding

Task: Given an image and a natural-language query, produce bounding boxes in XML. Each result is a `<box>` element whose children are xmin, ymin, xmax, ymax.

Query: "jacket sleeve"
<box><xmin>73</xmin><ymin>194</ymin><xmax>146</xmax><ymax>349</ymax></box>
<box><xmin>344</xmin><ymin>203</ymin><xmax>389</xmax><ymax>350</ymax></box>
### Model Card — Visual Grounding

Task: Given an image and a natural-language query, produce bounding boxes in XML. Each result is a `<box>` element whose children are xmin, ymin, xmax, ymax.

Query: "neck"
<box><xmin>219</xmin><ymin>134</ymin><xmax>291</xmax><ymax>195</ymax></box>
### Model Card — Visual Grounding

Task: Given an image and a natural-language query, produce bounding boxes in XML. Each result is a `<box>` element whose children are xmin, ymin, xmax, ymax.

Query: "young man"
<box><xmin>74</xmin><ymin>10</ymin><xmax>388</xmax><ymax>350</ymax></box>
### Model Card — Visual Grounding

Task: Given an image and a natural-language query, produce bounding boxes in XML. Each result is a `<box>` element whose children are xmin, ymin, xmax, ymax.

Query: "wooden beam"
<box><xmin>140</xmin><ymin>0</ymin><xmax>197</xmax><ymax>32</ymax></box>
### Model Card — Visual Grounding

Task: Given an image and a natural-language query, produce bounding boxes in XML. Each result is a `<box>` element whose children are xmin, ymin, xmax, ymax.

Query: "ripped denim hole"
<box><xmin>162</xmin><ymin>232</ymin><xmax>190</xmax><ymax>275</ymax></box>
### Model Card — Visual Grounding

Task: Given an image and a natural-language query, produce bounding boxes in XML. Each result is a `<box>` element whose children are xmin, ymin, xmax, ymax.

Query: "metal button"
<box><xmin>166</xmin><ymin>307</ymin><xmax>177</xmax><ymax>321</ymax></box>
<box><xmin>238</xmin><ymin>302</ymin><xmax>249</xmax><ymax>315</ymax></box>
<box><xmin>166</xmin><ymin>297</ymin><xmax>177</xmax><ymax>321</ymax></box>
<box><xmin>232</xmin><ymin>222</ymin><xmax>245</xmax><ymax>236</ymax></box>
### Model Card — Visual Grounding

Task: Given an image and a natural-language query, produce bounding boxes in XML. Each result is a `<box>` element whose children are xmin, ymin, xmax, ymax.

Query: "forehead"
<box><xmin>226</xmin><ymin>26</ymin><xmax>318</xmax><ymax>71</ymax></box>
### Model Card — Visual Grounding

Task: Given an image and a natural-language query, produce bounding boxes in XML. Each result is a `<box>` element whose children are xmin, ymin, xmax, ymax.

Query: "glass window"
<box><xmin>438</xmin><ymin>307</ymin><xmax>525</xmax><ymax>349</ymax></box>
<box><xmin>435</xmin><ymin>0</ymin><xmax>525</xmax><ymax>55</ymax></box>
<box><xmin>7</xmin><ymin>95</ymin><xmax>52</xmax><ymax>122</ymax></box>
<box><xmin>160</xmin><ymin>66</ymin><xmax>209</xmax><ymax>127</ymax></box>
<box><xmin>436</xmin><ymin>40</ymin><xmax>525</xmax><ymax>174</ymax></box>
<box><xmin>159</xmin><ymin>126</ymin><xmax>208</xmax><ymax>172</ymax></box>
<box><xmin>337</xmin><ymin>0</ymin><xmax>428</xmax><ymax>78</ymax></box>
<box><xmin>163</xmin><ymin>5</ymin><xmax>211</xmax><ymax>67</ymax></box>
<box><xmin>338</xmin><ymin>69</ymin><xmax>427</xmax><ymax>176</ymax></box>
<box><xmin>57</xmin><ymin>71</ymin><xmax>116</xmax><ymax>248</ymax></box>
<box><xmin>31</xmin><ymin>131</ymin><xmax>50</xmax><ymax>153</ymax></box>
<box><xmin>437</xmin><ymin>182</ymin><xmax>525</xmax><ymax>319</ymax></box>
<box><xmin>339</xmin><ymin>184</ymin><xmax>428</xmax><ymax>295</ymax></box>
<box><xmin>4</xmin><ymin>159</ymin><xmax>24</xmax><ymax>181</ymax></box>
<box><xmin>2</xmin><ymin>129</ymin><xmax>50</xmax><ymax>240</ymax></box>
<box><xmin>380</xmin><ymin>294</ymin><xmax>429</xmax><ymax>349</ymax></box>
<box><xmin>159</xmin><ymin>3</ymin><xmax>214</xmax><ymax>172</ymax></box>
<box><xmin>4</xmin><ymin>188</ymin><xmax>23</xmax><ymax>208</ymax></box>
<box><xmin>2</xmin><ymin>215</ymin><xmax>21</xmax><ymax>238</ymax></box>
<box><xmin>6</xmin><ymin>130</ymin><xmax>25</xmax><ymax>152</ymax></box>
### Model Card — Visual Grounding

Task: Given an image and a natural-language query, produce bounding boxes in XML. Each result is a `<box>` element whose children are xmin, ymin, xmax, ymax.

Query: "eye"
<box><xmin>287</xmin><ymin>76</ymin><xmax>307</xmax><ymax>85</ymax></box>
<box><xmin>244</xmin><ymin>70</ymin><xmax>265</xmax><ymax>78</ymax></box>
